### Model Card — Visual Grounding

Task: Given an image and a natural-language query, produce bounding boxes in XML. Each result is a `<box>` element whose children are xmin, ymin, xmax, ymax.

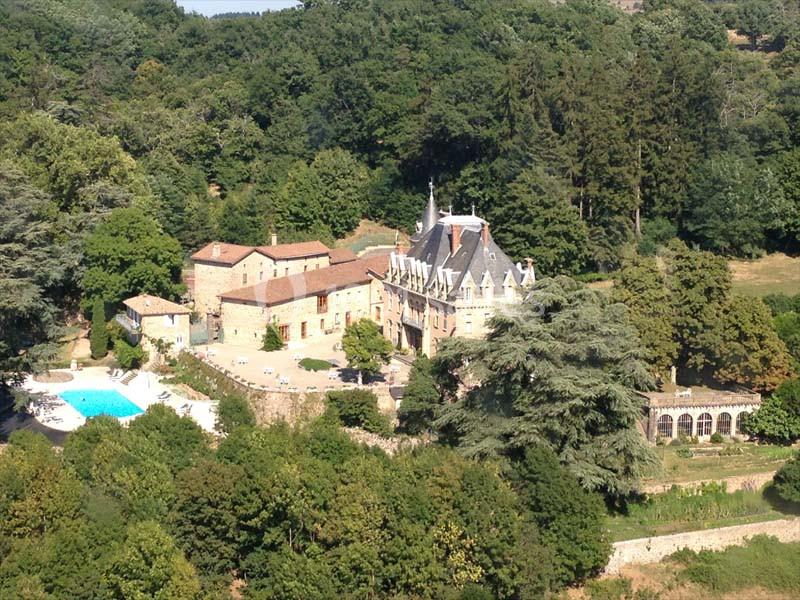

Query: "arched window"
<box><xmin>697</xmin><ymin>413</ymin><xmax>712</xmax><ymax>436</ymax></box>
<box><xmin>657</xmin><ymin>415</ymin><xmax>673</xmax><ymax>439</ymax></box>
<box><xmin>716</xmin><ymin>412</ymin><xmax>732</xmax><ymax>436</ymax></box>
<box><xmin>677</xmin><ymin>414</ymin><xmax>693</xmax><ymax>437</ymax></box>
<box><xmin>735</xmin><ymin>412</ymin><xmax>749</xmax><ymax>436</ymax></box>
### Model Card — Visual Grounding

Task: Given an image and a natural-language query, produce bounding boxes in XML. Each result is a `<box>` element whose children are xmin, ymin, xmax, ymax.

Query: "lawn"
<box><xmin>643</xmin><ymin>443</ymin><xmax>795</xmax><ymax>486</ymax></box>
<box><xmin>729</xmin><ymin>253</ymin><xmax>800</xmax><ymax>297</ymax></box>
<box><xmin>606</xmin><ymin>483</ymin><xmax>800</xmax><ymax>542</ymax></box>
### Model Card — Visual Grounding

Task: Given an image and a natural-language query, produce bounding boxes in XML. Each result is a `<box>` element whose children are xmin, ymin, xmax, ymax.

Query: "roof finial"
<box><xmin>429</xmin><ymin>177</ymin><xmax>435</xmax><ymax>201</ymax></box>
<box><xmin>421</xmin><ymin>176</ymin><xmax>439</xmax><ymax>235</ymax></box>
<box><xmin>471</xmin><ymin>203</ymin><xmax>475</xmax><ymax>216</ymax></box>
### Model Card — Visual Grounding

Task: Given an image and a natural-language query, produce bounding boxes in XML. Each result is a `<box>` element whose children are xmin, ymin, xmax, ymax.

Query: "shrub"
<box><xmin>773</xmin><ymin>453</ymin><xmax>800</xmax><ymax>504</ymax></box>
<box><xmin>668</xmin><ymin>438</ymin><xmax>683</xmax><ymax>447</ymax></box>
<box><xmin>90</xmin><ymin>298</ymin><xmax>108</xmax><ymax>360</ymax></box>
<box><xmin>215</xmin><ymin>395</ymin><xmax>256</xmax><ymax>435</ymax></box>
<box><xmin>709</xmin><ymin>432</ymin><xmax>724</xmax><ymax>443</ymax></box>
<box><xmin>299</xmin><ymin>358</ymin><xmax>332</xmax><ymax>371</ymax></box>
<box><xmin>397</xmin><ymin>354</ymin><xmax>440</xmax><ymax>434</ymax></box>
<box><xmin>114</xmin><ymin>338</ymin><xmax>147</xmax><ymax>369</ymax></box>
<box><xmin>262</xmin><ymin>325</ymin><xmax>284</xmax><ymax>351</ymax></box>
<box><xmin>325</xmin><ymin>389</ymin><xmax>392</xmax><ymax>435</ymax></box>
<box><xmin>676</xmin><ymin>447</ymin><xmax>693</xmax><ymax>459</ymax></box>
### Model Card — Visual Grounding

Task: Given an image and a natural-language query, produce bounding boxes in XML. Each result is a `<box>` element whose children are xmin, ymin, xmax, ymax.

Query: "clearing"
<box><xmin>729</xmin><ymin>253</ymin><xmax>800</xmax><ymax>297</ymax></box>
<box><xmin>336</xmin><ymin>219</ymin><xmax>408</xmax><ymax>254</ymax></box>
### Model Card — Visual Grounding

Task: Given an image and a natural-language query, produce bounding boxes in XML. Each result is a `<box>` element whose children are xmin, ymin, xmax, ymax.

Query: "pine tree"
<box><xmin>261</xmin><ymin>325</ymin><xmax>284</xmax><ymax>352</ymax></box>
<box><xmin>90</xmin><ymin>298</ymin><xmax>108</xmax><ymax>360</ymax></box>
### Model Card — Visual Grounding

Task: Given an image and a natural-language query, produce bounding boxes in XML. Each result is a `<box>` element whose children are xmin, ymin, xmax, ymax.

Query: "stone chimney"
<box><xmin>211</xmin><ymin>243</ymin><xmax>221</xmax><ymax>258</ymax></box>
<box><xmin>525</xmin><ymin>257</ymin><xmax>534</xmax><ymax>272</ymax></box>
<box><xmin>481</xmin><ymin>222</ymin><xmax>489</xmax><ymax>248</ymax></box>
<box><xmin>271</xmin><ymin>232</ymin><xmax>278</xmax><ymax>246</ymax></box>
<box><xmin>450</xmin><ymin>224</ymin><xmax>462</xmax><ymax>255</ymax></box>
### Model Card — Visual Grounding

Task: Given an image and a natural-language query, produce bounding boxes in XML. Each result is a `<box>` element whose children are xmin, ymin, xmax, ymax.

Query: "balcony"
<box><xmin>115</xmin><ymin>313</ymin><xmax>141</xmax><ymax>335</ymax></box>
<box><xmin>401</xmin><ymin>312</ymin><xmax>423</xmax><ymax>330</ymax></box>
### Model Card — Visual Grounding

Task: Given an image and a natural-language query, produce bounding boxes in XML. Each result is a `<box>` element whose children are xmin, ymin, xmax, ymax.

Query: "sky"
<box><xmin>175</xmin><ymin>0</ymin><xmax>299</xmax><ymax>17</ymax></box>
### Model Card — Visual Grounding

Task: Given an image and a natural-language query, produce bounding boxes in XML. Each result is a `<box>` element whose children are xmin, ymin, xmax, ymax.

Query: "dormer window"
<box><xmin>463</xmin><ymin>287</ymin><xmax>472</xmax><ymax>303</ymax></box>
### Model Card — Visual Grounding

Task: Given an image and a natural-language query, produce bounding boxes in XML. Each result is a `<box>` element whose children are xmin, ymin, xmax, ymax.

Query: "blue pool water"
<box><xmin>59</xmin><ymin>389</ymin><xmax>144</xmax><ymax>418</ymax></box>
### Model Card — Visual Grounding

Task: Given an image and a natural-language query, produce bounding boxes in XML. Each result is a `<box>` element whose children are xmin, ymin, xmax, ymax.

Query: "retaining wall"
<box><xmin>605</xmin><ymin>518</ymin><xmax>800</xmax><ymax>574</ymax></box>
<box><xmin>641</xmin><ymin>470</ymin><xmax>777</xmax><ymax>495</ymax></box>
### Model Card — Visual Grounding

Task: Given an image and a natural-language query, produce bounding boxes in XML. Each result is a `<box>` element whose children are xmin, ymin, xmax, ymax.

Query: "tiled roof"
<box><xmin>328</xmin><ymin>247</ymin><xmax>358</xmax><ymax>265</ymax></box>
<box><xmin>257</xmin><ymin>240</ymin><xmax>330</xmax><ymax>260</ymax></box>
<box><xmin>220</xmin><ymin>255</ymin><xmax>389</xmax><ymax>307</ymax></box>
<box><xmin>124</xmin><ymin>294</ymin><xmax>190</xmax><ymax>316</ymax></box>
<box><xmin>191</xmin><ymin>242</ymin><xmax>254</xmax><ymax>265</ymax></box>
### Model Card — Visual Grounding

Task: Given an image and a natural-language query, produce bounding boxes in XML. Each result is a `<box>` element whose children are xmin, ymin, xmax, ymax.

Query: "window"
<box><xmin>716</xmin><ymin>412</ymin><xmax>732</xmax><ymax>436</ymax></box>
<box><xmin>301</xmin><ymin>322</ymin><xmax>307</xmax><ymax>339</ymax></box>
<box><xmin>345</xmin><ymin>311</ymin><xmax>352</xmax><ymax>326</ymax></box>
<box><xmin>335</xmin><ymin>313</ymin><xmax>341</xmax><ymax>325</ymax></box>
<box><xmin>484</xmin><ymin>312</ymin><xmax>490</xmax><ymax>323</ymax></box>
<box><xmin>697</xmin><ymin>413</ymin><xmax>712</xmax><ymax>436</ymax></box>
<box><xmin>279</xmin><ymin>325</ymin><xmax>290</xmax><ymax>342</ymax></box>
<box><xmin>434</xmin><ymin>312</ymin><xmax>439</xmax><ymax>328</ymax></box>
<box><xmin>273</xmin><ymin>269</ymin><xmax>277</xmax><ymax>278</ymax></box>
<box><xmin>163</xmin><ymin>314</ymin><xmax>175</xmax><ymax>327</ymax></box>
<box><xmin>375</xmin><ymin>306</ymin><xmax>381</xmax><ymax>321</ymax></box>
<box><xmin>465</xmin><ymin>320</ymin><xmax>472</xmax><ymax>334</ymax></box>
<box><xmin>677</xmin><ymin>414</ymin><xmax>693</xmax><ymax>437</ymax></box>
<box><xmin>657</xmin><ymin>415</ymin><xmax>673</xmax><ymax>439</ymax></box>
<box><xmin>176</xmin><ymin>335</ymin><xmax>183</xmax><ymax>345</ymax></box>
<box><xmin>463</xmin><ymin>286</ymin><xmax>472</xmax><ymax>302</ymax></box>
<box><xmin>285</xmin><ymin>268</ymin><xmax>289</xmax><ymax>276</ymax></box>
<box><xmin>259</xmin><ymin>271</ymin><xmax>263</xmax><ymax>281</ymax></box>
<box><xmin>317</xmin><ymin>294</ymin><xmax>328</xmax><ymax>314</ymax></box>
<box><xmin>388</xmin><ymin>291</ymin><xmax>392</xmax><ymax>310</ymax></box>
<box><xmin>735</xmin><ymin>412</ymin><xmax>748</xmax><ymax>435</ymax></box>
<box><xmin>242</xmin><ymin>273</ymin><xmax>247</xmax><ymax>285</ymax></box>
<box><xmin>304</xmin><ymin>265</ymin><xmax>308</xmax><ymax>272</ymax></box>
<box><xmin>320</xmin><ymin>318</ymin><xmax>325</xmax><ymax>331</ymax></box>
<box><xmin>443</xmin><ymin>314</ymin><xmax>448</xmax><ymax>331</ymax></box>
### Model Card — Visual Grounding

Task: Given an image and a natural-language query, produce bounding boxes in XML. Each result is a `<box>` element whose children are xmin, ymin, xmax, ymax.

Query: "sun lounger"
<box><xmin>327</xmin><ymin>370</ymin><xmax>339</xmax><ymax>380</ymax></box>
<box><xmin>292</xmin><ymin>353</ymin><xmax>303</xmax><ymax>361</ymax></box>
<box><xmin>263</xmin><ymin>366</ymin><xmax>275</xmax><ymax>375</ymax></box>
<box><xmin>278</xmin><ymin>376</ymin><xmax>290</xmax><ymax>385</ymax></box>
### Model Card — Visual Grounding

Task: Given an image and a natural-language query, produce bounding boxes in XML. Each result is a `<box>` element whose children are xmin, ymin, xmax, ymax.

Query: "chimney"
<box><xmin>271</xmin><ymin>232</ymin><xmax>278</xmax><ymax>246</ymax></box>
<box><xmin>525</xmin><ymin>257</ymin><xmax>534</xmax><ymax>272</ymax></box>
<box><xmin>481</xmin><ymin>222</ymin><xmax>489</xmax><ymax>248</ymax></box>
<box><xmin>212</xmin><ymin>243</ymin><xmax>221</xmax><ymax>258</ymax></box>
<box><xmin>450</xmin><ymin>224</ymin><xmax>462</xmax><ymax>255</ymax></box>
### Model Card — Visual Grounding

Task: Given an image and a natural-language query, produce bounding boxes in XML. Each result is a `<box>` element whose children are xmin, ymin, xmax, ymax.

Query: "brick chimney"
<box><xmin>450</xmin><ymin>224</ymin><xmax>462</xmax><ymax>255</ymax></box>
<box><xmin>212</xmin><ymin>243</ymin><xmax>221</xmax><ymax>258</ymax></box>
<box><xmin>271</xmin><ymin>232</ymin><xmax>278</xmax><ymax>246</ymax></box>
<box><xmin>481</xmin><ymin>222</ymin><xmax>489</xmax><ymax>248</ymax></box>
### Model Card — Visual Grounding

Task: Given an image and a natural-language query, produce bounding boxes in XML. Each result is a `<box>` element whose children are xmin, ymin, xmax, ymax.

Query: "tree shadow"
<box><xmin>763</xmin><ymin>483</ymin><xmax>800</xmax><ymax>516</ymax></box>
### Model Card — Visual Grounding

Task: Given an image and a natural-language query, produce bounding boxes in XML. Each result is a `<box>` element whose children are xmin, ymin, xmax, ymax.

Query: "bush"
<box><xmin>215</xmin><ymin>395</ymin><xmax>256</xmax><ymax>435</ymax></box>
<box><xmin>299</xmin><ymin>358</ymin><xmax>332</xmax><ymax>371</ymax></box>
<box><xmin>773</xmin><ymin>453</ymin><xmax>800</xmax><ymax>504</ymax></box>
<box><xmin>668</xmin><ymin>438</ymin><xmax>683</xmax><ymax>447</ymax></box>
<box><xmin>397</xmin><ymin>354</ymin><xmax>440</xmax><ymax>434</ymax></box>
<box><xmin>114</xmin><ymin>338</ymin><xmax>147</xmax><ymax>369</ymax></box>
<box><xmin>262</xmin><ymin>325</ymin><xmax>284</xmax><ymax>351</ymax></box>
<box><xmin>676</xmin><ymin>447</ymin><xmax>693</xmax><ymax>459</ymax></box>
<box><xmin>325</xmin><ymin>389</ymin><xmax>392</xmax><ymax>435</ymax></box>
<box><xmin>709</xmin><ymin>432</ymin><xmax>724</xmax><ymax>443</ymax></box>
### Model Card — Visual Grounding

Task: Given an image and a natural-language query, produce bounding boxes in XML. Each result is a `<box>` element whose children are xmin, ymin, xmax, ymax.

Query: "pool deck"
<box><xmin>23</xmin><ymin>367</ymin><xmax>217</xmax><ymax>433</ymax></box>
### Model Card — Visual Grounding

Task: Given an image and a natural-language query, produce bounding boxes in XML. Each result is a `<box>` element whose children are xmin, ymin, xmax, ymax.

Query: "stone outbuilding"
<box><xmin>638</xmin><ymin>387</ymin><xmax>762</xmax><ymax>442</ymax></box>
<box><xmin>117</xmin><ymin>294</ymin><xmax>191</xmax><ymax>357</ymax></box>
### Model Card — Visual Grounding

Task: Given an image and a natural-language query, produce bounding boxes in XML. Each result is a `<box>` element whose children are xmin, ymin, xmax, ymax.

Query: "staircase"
<box><xmin>120</xmin><ymin>371</ymin><xmax>137</xmax><ymax>386</ymax></box>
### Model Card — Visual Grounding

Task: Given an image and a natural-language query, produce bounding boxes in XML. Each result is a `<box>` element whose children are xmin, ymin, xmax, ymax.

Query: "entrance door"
<box><xmin>301</xmin><ymin>321</ymin><xmax>307</xmax><ymax>339</ymax></box>
<box><xmin>345</xmin><ymin>311</ymin><xmax>352</xmax><ymax>326</ymax></box>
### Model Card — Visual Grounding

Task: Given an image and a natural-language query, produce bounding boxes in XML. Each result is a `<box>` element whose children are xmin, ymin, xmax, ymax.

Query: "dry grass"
<box><xmin>729</xmin><ymin>253</ymin><xmax>800</xmax><ymax>297</ymax></box>
<box><xmin>335</xmin><ymin>219</ymin><xmax>408</xmax><ymax>253</ymax></box>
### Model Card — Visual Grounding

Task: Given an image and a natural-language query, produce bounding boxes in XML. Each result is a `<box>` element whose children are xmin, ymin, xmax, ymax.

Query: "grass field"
<box><xmin>606</xmin><ymin>483</ymin><xmax>799</xmax><ymax>541</ymax></box>
<box><xmin>729</xmin><ymin>253</ymin><xmax>800</xmax><ymax>297</ymax></box>
<box><xmin>643</xmin><ymin>444</ymin><xmax>795</xmax><ymax>486</ymax></box>
<box><xmin>335</xmin><ymin>219</ymin><xmax>408</xmax><ymax>253</ymax></box>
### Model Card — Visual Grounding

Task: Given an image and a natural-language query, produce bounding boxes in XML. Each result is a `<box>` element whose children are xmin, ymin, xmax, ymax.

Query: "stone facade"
<box><xmin>383</xmin><ymin>185</ymin><xmax>533</xmax><ymax>356</ymax></box>
<box><xmin>120</xmin><ymin>295</ymin><xmax>191</xmax><ymax>357</ymax></box>
<box><xmin>639</xmin><ymin>389</ymin><xmax>762</xmax><ymax>442</ymax></box>
<box><xmin>220</xmin><ymin>277</ymin><xmax>384</xmax><ymax>349</ymax></box>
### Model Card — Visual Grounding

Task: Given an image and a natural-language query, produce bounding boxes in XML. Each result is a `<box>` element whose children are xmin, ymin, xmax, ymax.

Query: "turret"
<box><xmin>421</xmin><ymin>178</ymin><xmax>439</xmax><ymax>235</ymax></box>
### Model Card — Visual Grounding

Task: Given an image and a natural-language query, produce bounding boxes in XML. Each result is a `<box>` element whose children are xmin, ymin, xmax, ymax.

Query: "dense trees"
<box><xmin>434</xmin><ymin>276</ymin><xmax>656</xmax><ymax>496</ymax></box>
<box><xmin>342</xmin><ymin>318</ymin><xmax>393</xmax><ymax>385</ymax></box>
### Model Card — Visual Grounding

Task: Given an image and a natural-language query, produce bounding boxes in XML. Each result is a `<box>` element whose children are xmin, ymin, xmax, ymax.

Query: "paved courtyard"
<box><xmin>197</xmin><ymin>334</ymin><xmax>410</xmax><ymax>392</ymax></box>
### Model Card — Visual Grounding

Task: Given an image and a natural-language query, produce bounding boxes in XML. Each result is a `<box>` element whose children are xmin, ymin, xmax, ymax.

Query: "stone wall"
<box><xmin>641</xmin><ymin>470</ymin><xmax>777</xmax><ymax>495</ymax></box>
<box><xmin>605</xmin><ymin>518</ymin><xmax>800</xmax><ymax>574</ymax></box>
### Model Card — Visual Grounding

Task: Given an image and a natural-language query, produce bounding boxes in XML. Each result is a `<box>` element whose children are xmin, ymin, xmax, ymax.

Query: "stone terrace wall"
<box><xmin>605</xmin><ymin>518</ymin><xmax>800</xmax><ymax>574</ymax></box>
<box><xmin>641</xmin><ymin>470</ymin><xmax>778</xmax><ymax>495</ymax></box>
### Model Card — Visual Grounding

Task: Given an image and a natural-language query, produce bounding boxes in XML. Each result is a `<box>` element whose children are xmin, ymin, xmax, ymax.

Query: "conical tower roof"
<box><xmin>422</xmin><ymin>178</ymin><xmax>439</xmax><ymax>234</ymax></box>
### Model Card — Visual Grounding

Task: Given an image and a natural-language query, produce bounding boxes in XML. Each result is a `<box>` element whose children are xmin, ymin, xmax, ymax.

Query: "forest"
<box><xmin>2</xmin><ymin>0</ymin><xmax>800</xmax><ymax>597</ymax></box>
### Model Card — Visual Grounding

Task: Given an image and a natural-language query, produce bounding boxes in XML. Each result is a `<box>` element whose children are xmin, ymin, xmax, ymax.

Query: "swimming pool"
<box><xmin>59</xmin><ymin>389</ymin><xmax>144</xmax><ymax>418</ymax></box>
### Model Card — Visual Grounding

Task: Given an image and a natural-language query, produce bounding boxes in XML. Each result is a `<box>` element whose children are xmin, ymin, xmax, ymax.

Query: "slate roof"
<box><xmin>405</xmin><ymin>216</ymin><xmax>522</xmax><ymax>300</ymax></box>
<box><xmin>220</xmin><ymin>255</ymin><xmax>389</xmax><ymax>307</ymax></box>
<box><xmin>124</xmin><ymin>294</ymin><xmax>190</xmax><ymax>316</ymax></box>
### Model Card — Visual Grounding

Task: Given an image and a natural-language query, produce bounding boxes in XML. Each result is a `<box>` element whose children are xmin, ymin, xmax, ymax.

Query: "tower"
<box><xmin>421</xmin><ymin>178</ymin><xmax>439</xmax><ymax>235</ymax></box>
